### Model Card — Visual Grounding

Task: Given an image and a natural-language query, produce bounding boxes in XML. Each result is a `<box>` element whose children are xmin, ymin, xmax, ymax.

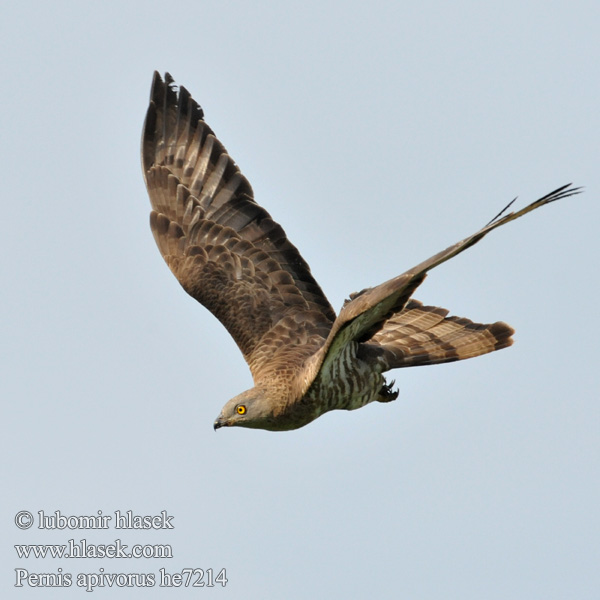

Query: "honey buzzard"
<box><xmin>141</xmin><ymin>72</ymin><xmax>579</xmax><ymax>432</ymax></box>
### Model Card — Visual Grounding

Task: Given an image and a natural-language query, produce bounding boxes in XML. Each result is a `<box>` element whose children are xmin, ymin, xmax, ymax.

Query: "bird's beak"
<box><xmin>213</xmin><ymin>416</ymin><xmax>224</xmax><ymax>431</ymax></box>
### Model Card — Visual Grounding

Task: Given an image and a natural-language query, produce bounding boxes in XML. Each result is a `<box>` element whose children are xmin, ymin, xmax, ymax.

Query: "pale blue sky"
<box><xmin>2</xmin><ymin>1</ymin><xmax>599</xmax><ymax>598</ymax></box>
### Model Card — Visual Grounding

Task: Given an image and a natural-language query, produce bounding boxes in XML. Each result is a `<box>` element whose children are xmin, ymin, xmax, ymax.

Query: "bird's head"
<box><xmin>213</xmin><ymin>387</ymin><xmax>282</xmax><ymax>431</ymax></box>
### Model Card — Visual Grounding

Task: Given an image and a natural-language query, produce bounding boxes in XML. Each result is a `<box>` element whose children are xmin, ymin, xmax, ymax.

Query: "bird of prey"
<box><xmin>141</xmin><ymin>72</ymin><xmax>579</xmax><ymax>432</ymax></box>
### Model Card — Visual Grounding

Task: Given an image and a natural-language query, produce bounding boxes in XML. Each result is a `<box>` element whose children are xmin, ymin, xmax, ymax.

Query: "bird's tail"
<box><xmin>371</xmin><ymin>300</ymin><xmax>514</xmax><ymax>369</ymax></box>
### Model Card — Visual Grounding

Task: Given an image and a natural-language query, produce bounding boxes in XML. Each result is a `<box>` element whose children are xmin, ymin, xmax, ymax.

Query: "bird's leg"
<box><xmin>378</xmin><ymin>379</ymin><xmax>399</xmax><ymax>402</ymax></box>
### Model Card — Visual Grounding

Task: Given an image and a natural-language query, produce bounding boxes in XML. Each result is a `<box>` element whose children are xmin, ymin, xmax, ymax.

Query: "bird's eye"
<box><xmin>236</xmin><ymin>405</ymin><xmax>246</xmax><ymax>415</ymax></box>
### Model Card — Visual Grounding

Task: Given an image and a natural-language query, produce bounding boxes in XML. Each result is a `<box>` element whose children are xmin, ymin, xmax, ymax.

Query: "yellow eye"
<box><xmin>236</xmin><ymin>405</ymin><xmax>246</xmax><ymax>415</ymax></box>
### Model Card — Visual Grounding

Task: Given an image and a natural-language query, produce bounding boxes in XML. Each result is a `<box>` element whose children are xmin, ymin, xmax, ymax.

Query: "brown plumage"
<box><xmin>141</xmin><ymin>72</ymin><xmax>580</xmax><ymax>432</ymax></box>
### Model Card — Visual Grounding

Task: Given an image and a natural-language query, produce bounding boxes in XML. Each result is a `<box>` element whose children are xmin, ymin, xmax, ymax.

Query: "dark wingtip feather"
<box><xmin>485</xmin><ymin>196</ymin><xmax>518</xmax><ymax>227</ymax></box>
<box><xmin>142</xmin><ymin>72</ymin><xmax>164</xmax><ymax>174</ymax></box>
<box><xmin>149</xmin><ymin>71</ymin><xmax>165</xmax><ymax>106</ymax></box>
<box><xmin>486</xmin><ymin>183</ymin><xmax>582</xmax><ymax>230</ymax></box>
<box><xmin>164</xmin><ymin>72</ymin><xmax>175</xmax><ymax>87</ymax></box>
<box><xmin>538</xmin><ymin>182</ymin><xmax>583</xmax><ymax>204</ymax></box>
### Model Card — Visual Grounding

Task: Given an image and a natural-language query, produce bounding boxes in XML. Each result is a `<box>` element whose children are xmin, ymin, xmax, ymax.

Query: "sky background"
<box><xmin>1</xmin><ymin>1</ymin><xmax>598</xmax><ymax>598</ymax></box>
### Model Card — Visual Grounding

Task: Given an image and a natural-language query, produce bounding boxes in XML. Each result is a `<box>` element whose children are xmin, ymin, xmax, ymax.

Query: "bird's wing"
<box><xmin>142</xmin><ymin>72</ymin><xmax>334</xmax><ymax>378</ymax></box>
<box><xmin>306</xmin><ymin>184</ymin><xmax>581</xmax><ymax>385</ymax></box>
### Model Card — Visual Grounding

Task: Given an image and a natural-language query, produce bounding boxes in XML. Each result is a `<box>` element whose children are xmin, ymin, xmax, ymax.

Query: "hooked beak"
<box><xmin>213</xmin><ymin>416</ymin><xmax>225</xmax><ymax>431</ymax></box>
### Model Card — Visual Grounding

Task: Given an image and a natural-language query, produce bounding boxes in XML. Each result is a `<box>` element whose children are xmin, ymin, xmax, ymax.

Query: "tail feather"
<box><xmin>372</xmin><ymin>300</ymin><xmax>514</xmax><ymax>369</ymax></box>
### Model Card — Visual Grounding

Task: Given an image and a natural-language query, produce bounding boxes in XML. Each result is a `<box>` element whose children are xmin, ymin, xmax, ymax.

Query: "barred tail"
<box><xmin>372</xmin><ymin>300</ymin><xmax>514</xmax><ymax>369</ymax></box>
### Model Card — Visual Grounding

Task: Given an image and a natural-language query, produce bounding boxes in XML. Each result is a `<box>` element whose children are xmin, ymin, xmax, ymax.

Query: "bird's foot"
<box><xmin>379</xmin><ymin>380</ymin><xmax>399</xmax><ymax>402</ymax></box>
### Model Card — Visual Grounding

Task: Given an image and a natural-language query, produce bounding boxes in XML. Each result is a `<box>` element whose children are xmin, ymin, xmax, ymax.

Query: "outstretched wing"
<box><xmin>307</xmin><ymin>184</ymin><xmax>581</xmax><ymax>384</ymax></box>
<box><xmin>142</xmin><ymin>72</ymin><xmax>334</xmax><ymax>377</ymax></box>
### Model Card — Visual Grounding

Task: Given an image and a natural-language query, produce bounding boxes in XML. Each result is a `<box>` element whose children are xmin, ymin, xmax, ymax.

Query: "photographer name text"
<box><xmin>30</xmin><ymin>510</ymin><xmax>173</xmax><ymax>530</ymax></box>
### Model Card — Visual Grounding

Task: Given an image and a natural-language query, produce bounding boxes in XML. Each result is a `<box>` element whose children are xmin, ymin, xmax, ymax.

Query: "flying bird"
<box><xmin>141</xmin><ymin>72</ymin><xmax>579</xmax><ymax>432</ymax></box>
